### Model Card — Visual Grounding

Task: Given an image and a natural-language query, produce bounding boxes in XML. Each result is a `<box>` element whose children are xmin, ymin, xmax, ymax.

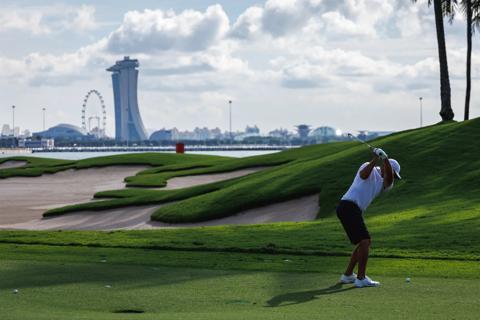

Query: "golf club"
<box><xmin>347</xmin><ymin>133</ymin><xmax>375</xmax><ymax>150</ymax></box>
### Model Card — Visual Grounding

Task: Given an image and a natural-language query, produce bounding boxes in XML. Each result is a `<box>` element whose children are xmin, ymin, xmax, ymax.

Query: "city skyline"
<box><xmin>1</xmin><ymin>0</ymin><xmax>479</xmax><ymax>136</ymax></box>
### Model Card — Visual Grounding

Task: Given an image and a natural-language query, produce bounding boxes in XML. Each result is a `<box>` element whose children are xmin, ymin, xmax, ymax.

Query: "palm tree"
<box><xmin>460</xmin><ymin>0</ymin><xmax>480</xmax><ymax>120</ymax></box>
<box><xmin>412</xmin><ymin>0</ymin><xmax>457</xmax><ymax>121</ymax></box>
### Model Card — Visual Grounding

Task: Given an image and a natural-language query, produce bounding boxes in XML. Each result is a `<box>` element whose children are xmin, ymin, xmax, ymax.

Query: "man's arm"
<box><xmin>383</xmin><ymin>158</ymin><xmax>394</xmax><ymax>189</ymax></box>
<box><xmin>359</xmin><ymin>155</ymin><xmax>378</xmax><ymax>180</ymax></box>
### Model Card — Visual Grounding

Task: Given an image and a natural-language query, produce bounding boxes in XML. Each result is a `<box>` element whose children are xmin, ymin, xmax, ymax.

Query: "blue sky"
<box><xmin>0</xmin><ymin>0</ymin><xmax>478</xmax><ymax>136</ymax></box>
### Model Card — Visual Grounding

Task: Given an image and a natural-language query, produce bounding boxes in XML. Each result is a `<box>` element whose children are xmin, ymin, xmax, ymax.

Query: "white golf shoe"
<box><xmin>355</xmin><ymin>276</ymin><xmax>380</xmax><ymax>288</ymax></box>
<box><xmin>339</xmin><ymin>273</ymin><xmax>357</xmax><ymax>284</ymax></box>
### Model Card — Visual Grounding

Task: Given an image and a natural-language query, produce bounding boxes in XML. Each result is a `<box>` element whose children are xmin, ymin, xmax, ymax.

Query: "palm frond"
<box><xmin>472</xmin><ymin>0</ymin><xmax>480</xmax><ymax>32</ymax></box>
<box><xmin>458</xmin><ymin>0</ymin><xmax>480</xmax><ymax>33</ymax></box>
<box><xmin>411</xmin><ymin>0</ymin><xmax>458</xmax><ymax>22</ymax></box>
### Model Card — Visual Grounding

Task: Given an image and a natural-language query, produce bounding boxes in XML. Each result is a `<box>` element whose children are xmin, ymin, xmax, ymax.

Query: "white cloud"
<box><xmin>230</xmin><ymin>0</ymin><xmax>328</xmax><ymax>39</ymax></box>
<box><xmin>0</xmin><ymin>10</ymin><xmax>50</xmax><ymax>35</ymax></box>
<box><xmin>0</xmin><ymin>0</ymin><xmax>464</xmax><ymax>94</ymax></box>
<box><xmin>0</xmin><ymin>39</ymin><xmax>108</xmax><ymax>86</ymax></box>
<box><xmin>0</xmin><ymin>0</ymin><xmax>458</xmax><ymax>95</ymax></box>
<box><xmin>319</xmin><ymin>11</ymin><xmax>373</xmax><ymax>37</ymax></box>
<box><xmin>395</xmin><ymin>5</ymin><xmax>422</xmax><ymax>37</ymax></box>
<box><xmin>70</xmin><ymin>5</ymin><xmax>98</xmax><ymax>32</ymax></box>
<box><xmin>2</xmin><ymin>0</ymin><xmax>480</xmax><ymax>133</ymax></box>
<box><xmin>0</xmin><ymin>5</ymin><xmax>98</xmax><ymax>35</ymax></box>
<box><xmin>229</xmin><ymin>6</ymin><xmax>263</xmax><ymax>39</ymax></box>
<box><xmin>342</xmin><ymin>0</ymin><xmax>395</xmax><ymax>35</ymax></box>
<box><xmin>106</xmin><ymin>5</ymin><xmax>230</xmax><ymax>53</ymax></box>
<box><xmin>231</xmin><ymin>0</ymin><xmax>397</xmax><ymax>40</ymax></box>
<box><xmin>261</xmin><ymin>0</ymin><xmax>312</xmax><ymax>37</ymax></box>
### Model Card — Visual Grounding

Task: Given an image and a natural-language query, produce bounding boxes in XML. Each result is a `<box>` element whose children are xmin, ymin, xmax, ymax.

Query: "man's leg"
<box><xmin>344</xmin><ymin>245</ymin><xmax>360</xmax><ymax>276</ymax></box>
<box><xmin>356</xmin><ymin>239</ymin><xmax>371</xmax><ymax>279</ymax></box>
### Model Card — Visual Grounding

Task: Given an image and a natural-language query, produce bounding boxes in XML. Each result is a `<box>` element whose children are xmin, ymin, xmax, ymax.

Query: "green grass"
<box><xmin>0</xmin><ymin>214</ymin><xmax>478</xmax><ymax>261</ymax></box>
<box><xmin>0</xmin><ymin>152</ymin><xmax>228</xmax><ymax>180</ymax></box>
<box><xmin>0</xmin><ymin>244</ymin><xmax>479</xmax><ymax>320</ymax></box>
<box><xmin>36</xmin><ymin>118</ymin><xmax>480</xmax><ymax>227</ymax></box>
<box><xmin>24</xmin><ymin>119</ymin><xmax>476</xmax><ymax>262</ymax></box>
<box><xmin>1</xmin><ymin>118</ymin><xmax>480</xmax><ymax>319</ymax></box>
<box><xmin>1</xmin><ymin>118</ymin><xmax>479</xmax><ymax>263</ymax></box>
<box><xmin>150</xmin><ymin>119</ymin><xmax>480</xmax><ymax>223</ymax></box>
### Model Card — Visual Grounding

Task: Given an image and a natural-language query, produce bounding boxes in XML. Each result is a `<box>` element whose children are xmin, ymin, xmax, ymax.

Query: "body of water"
<box><xmin>0</xmin><ymin>150</ymin><xmax>280</xmax><ymax>160</ymax></box>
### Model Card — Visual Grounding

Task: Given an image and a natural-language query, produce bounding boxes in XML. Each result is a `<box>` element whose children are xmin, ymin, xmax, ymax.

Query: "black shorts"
<box><xmin>336</xmin><ymin>200</ymin><xmax>371</xmax><ymax>245</ymax></box>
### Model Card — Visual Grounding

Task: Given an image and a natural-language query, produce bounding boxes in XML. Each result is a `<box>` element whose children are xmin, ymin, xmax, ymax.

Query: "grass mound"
<box><xmin>151</xmin><ymin>118</ymin><xmax>480</xmax><ymax>223</ymax></box>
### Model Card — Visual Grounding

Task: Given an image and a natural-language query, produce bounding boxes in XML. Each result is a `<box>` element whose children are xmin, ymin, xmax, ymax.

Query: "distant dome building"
<box><xmin>33</xmin><ymin>124</ymin><xmax>87</xmax><ymax>140</ymax></box>
<box><xmin>150</xmin><ymin>129</ymin><xmax>173</xmax><ymax>141</ymax></box>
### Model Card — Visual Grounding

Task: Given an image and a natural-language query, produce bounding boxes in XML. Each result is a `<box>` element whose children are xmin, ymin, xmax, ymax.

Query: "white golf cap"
<box><xmin>389</xmin><ymin>159</ymin><xmax>401</xmax><ymax>179</ymax></box>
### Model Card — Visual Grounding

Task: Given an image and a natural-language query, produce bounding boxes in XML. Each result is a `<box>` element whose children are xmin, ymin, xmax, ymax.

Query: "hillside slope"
<box><xmin>39</xmin><ymin>118</ymin><xmax>480</xmax><ymax>227</ymax></box>
<box><xmin>0</xmin><ymin>119</ymin><xmax>479</xmax><ymax>260</ymax></box>
<box><xmin>152</xmin><ymin>118</ymin><xmax>480</xmax><ymax>223</ymax></box>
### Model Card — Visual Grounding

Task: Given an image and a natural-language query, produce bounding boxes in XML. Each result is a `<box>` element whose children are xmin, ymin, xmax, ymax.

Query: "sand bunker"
<box><xmin>1</xmin><ymin>194</ymin><xmax>319</xmax><ymax>230</ymax></box>
<box><xmin>161</xmin><ymin>167</ymin><xmax>265</xmax><ymax>190</ymax></box>
<box><xmin>0</xmin><ymin>166</ymin><xmax>266</xmax><ymax>228</ymax></box>
<box><xmin>0</xmin><ymin>166</ymin><xmax>148</xmax><ymax>225</ymax></box>
<box><xmin>0</xmin><ymin>165</ymin><xmax>318</xmax><ymax>231</ymax></box>
<box><xmin>0</xmin><ymin>160</ymin><xmax>27</xmax><ymax>170</ymax></box>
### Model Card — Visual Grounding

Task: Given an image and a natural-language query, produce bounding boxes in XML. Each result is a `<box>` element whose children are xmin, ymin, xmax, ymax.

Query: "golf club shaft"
<box><xmin>348</xmin><ymin>133</ymin><xmax>374</xmax><ymax>149</ymax></box>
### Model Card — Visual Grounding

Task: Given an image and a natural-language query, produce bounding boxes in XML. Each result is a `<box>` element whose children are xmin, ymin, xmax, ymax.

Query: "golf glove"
<box><xmin>374</xmin><ymin>148</ymin><xmax>388</xmax><ymax>160</ymax></box>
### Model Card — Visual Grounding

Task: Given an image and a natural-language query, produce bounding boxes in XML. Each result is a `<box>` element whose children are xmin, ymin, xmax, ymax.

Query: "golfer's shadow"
<box><xmin>266</xmin><ymin>283</ymin><xmax>355</xmax><ymax>307</ymax></box>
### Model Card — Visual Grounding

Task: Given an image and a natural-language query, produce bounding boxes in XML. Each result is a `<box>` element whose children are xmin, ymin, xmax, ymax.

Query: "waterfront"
<box><xmin>0</xmin><ymin>150</ymin><xmax>280</xmax><ymax>160</ymax></box>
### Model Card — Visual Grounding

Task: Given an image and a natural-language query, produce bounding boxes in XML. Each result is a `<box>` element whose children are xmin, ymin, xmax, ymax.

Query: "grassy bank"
<box><xmin>151</xmin><ymin>118</ymin><xmax>480</xmax><ymax>223</ymax></box>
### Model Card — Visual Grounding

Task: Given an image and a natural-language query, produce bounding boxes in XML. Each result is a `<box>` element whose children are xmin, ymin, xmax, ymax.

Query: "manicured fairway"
<box><xmin>0</xmin><ymin>244</ymin><xmax>479</xmax><ymax>320</ymax></box>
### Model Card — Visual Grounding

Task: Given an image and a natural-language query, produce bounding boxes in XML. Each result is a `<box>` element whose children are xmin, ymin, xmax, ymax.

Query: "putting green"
<box><xmin>0</xmin><ymin>244</ymin><xmax>479</xmax><ymax>320</ymax></box>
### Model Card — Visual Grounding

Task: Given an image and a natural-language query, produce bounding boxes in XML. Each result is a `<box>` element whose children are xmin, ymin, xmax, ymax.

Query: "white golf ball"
<box><xmin>13</xmin><ymin>289</ymin><xmax>18</xmax><ymax>294</ymax></box>
<box><xmin>406</xmin><ymin>277</ymin><xmax>411</xmax><ymax>283</ymax></box>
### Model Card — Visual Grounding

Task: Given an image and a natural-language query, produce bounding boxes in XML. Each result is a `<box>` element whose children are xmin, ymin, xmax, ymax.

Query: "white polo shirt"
<box><xmin>341</xmin><ymin>162</ymin><xmax>393</xmax><ymax>213</ymax></box>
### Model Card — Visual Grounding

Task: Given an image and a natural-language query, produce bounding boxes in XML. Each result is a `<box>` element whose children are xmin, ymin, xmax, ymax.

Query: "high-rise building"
<box><xmin>107</xmin><ymin>56</ymin><xmax>147</xmax><ymax>142</ymax></box>
<box><xmin>1</xmin><ymin>124</ymin><xmax>11</xmax><ymax>136</ymax></box>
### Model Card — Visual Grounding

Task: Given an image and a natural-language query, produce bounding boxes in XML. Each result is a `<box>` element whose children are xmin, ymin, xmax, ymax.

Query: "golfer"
<box><xmin>336</xmin><ymin>148</ymin><xmax>401</xmax><ymax>288</ymax></box>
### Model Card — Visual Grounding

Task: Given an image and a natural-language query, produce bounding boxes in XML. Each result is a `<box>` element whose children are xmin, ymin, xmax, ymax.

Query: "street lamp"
<box><xmin>228</xmin><ymin>100</ymin><xmax>232</xmax><ymax>144</ymax></box>
<box><xmin>419</xmin><ymin>97</ymin><xmax>423</xmax><ymax>128</ymax></box>
<box><xmin>11</xmin><ymin>105</ymin><xmax>16</xmax><ymax>137</ymax></box>
<box><xmin>42</xmin><ymin>107</ymin><xmax>46</xmax><ymax>131</ymax></box>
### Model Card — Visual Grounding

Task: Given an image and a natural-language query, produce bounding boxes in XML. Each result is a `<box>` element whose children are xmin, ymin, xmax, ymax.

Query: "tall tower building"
<box><xmin>107</xmin><ymin>56</ymin><xmax>147</xmax><ymax>142</ymax></box>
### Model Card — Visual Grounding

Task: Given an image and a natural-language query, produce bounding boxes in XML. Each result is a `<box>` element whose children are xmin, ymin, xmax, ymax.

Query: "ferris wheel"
<box><xmin>81</xmin><ymin>90</ymin><xmax>107</xmax><ymax>137</ymax></box>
